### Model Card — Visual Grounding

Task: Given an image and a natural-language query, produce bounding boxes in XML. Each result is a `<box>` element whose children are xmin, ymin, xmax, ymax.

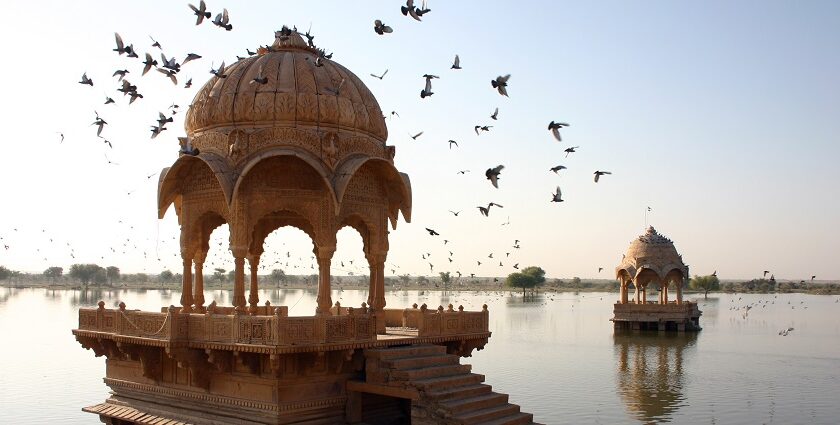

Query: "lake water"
<box><xmin>1</xmin><ymin>287</ymin><xmax>839</xmax><ymax>424</ymax></box>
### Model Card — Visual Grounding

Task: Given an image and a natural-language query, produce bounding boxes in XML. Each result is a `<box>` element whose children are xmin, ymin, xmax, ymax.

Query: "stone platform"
<box><xmin>611</xmin><ymin>301</ymin><xmax>702</xmax><ymax>332</ymax></box>
<box><xmin>73</xmin><ymin>302</ymin><xmax>540</xmax><ymax>424</ymax></box>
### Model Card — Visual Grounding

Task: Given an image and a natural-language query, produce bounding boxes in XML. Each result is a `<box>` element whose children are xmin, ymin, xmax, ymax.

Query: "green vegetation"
<box><xmin>439</xmin><ymin>271</ymin><xmax>452</xmax><ymax>292</ymax></box>
<box><xmin>270</xmin><ymin>269</ymin><xmax>286</xmax><ymax>286</ymax></box>
<box><xmin>690</xmin><ymin>274</ymin><xmax>720</xmax><ymax>298</ymax></box>
<box><xmin>506</xmin><ymin>266</ymin><xmax>546</xmax><ymax>296</ymax></box>
<box><xmin>69</xmin><ymin>264</ymin><xmax>105</xmax><ymax>286</ymax></box>
<box><xmin>43</xmin><ymin>266</ymin><xmax>63</xmax><ymax>283</ymax></box>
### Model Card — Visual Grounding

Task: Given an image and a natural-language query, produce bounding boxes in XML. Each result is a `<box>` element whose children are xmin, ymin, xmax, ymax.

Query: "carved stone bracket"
<box><xmin>205</xmin><ymin>349</ymin><xmax>233</xmax><ymax>373</ymax></box>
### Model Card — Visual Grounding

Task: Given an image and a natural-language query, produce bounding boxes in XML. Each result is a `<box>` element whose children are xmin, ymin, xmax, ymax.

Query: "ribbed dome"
<box><xmin>185</xmin><ymin>31</ymin><xmax>387</xmax><ymax>142</ymax></box>
<box><xmin>616</xmin><ymin>227</ymin><xmax>686</xmax><ymax>279</ymax></box>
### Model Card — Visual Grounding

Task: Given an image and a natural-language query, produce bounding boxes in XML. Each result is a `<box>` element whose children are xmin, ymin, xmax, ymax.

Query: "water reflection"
<box><xmin>614</xmin><ymin>332</ymin><xmax>697</xmax><ymax>424</ymax></box>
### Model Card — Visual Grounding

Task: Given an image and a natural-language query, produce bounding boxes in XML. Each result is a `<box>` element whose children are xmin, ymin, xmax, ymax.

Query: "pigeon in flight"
<box><xmin>212</xmin><ymin>8</ymin><xmax>232</xmax><ymax>31</ymax></box>
<box><xmin>474</xmin><ymin>125</ymin><xmax>492</xmax><ymax>135</ymax></box>
<box><xmin>370</xmin><ymin>69</ymin><xmax>389</xmax><ymax>80</ymax></box>
<box><xmin>448</xmin><ymin>140</ymin><xmax>458</xmax><ymax>149</ymax></box>
<box><xmin>149</xmin><ymin>35</ymin><xmax>162</xmax><ymax>49</ymax></box>
<box><xmin>477</xmin><ymin>202</ymin><xmax>504</xmax><ymax>217</ymax></box>
<box><xmin>188</xmin><ymin>1</ymin><xmax>212</xmax><ymax>25</ymax></box>
<box><xmin>79</xmin><ymin>73</ymin><xmax>93</xmax><ymax>86</ymax></box>
<box><xmin>564</xmin><ymin>146</ymin><xmax>579</xmax><ymax>158</ymax></box>
<box><xmin>183</xmin><ymin>53</ymin><xmax>202</xmax><ymax>65</ymax></box>
<box><xmin>486</xmin><ymin>165</ymin><xmax>504</xmax><ymax>188</ymax></box>
<box><xmin>112</xmin><ymin>69</ymin><xmax>129</xmax><ymax>81</ymax></box>
<box><xmin>550</xmin><ymin>165</ymin><xmax>567</xmax><ymax>174</ymax></box>
<box><xmin>91</xmin><ymin>112</ymin><xmax>107</xmax><ymax>137</ymax></box>
<box><xmin>551</xmin><ymin>186</ymin><xmax>564</xmax><ymax>203</ymax></box>
<box><xmin>142</xmin><ymin>53</ymin><xmax>158</xmax><ymax>75</ymax></box>
<box><xmin>548</xmin><ymin>121</ymin><xmax>570</xmax><ymax>142</ymax></box>
<box><xmin>490</xmin><ymin>107</ymin><xmax>499</xmax><ymax>120</ymax></box>
<box><xmin>210</xmin><ymin>62</ymin><xmax>227</xmax><ymax>78</ymax></box>
<box><xmin>113</xmin><ymin>33</ymin><xmax>137</xmax><ymax>57</ymax></box>
<box><xmin>420</xmin><ymin>74</ymin><xmax>438</xmax><ymax>98</ymax></box>
<box><xmin>593</xmin><ymin>171</ymin><xmax>612</xmax><ymax>183</ymax></box>
<box><xmin>410</xmin><ymin>131</ymin><xmax>424</xmax><ymax>140</ymax></box>
<box><xmin>373</xmin><ymin>20</ymin><xmax>393</xmax><ymax>35</ymax></box>
<box><xmin>451</xmin><ymin>54</ymin><xmax>461</xmax><ymax>70</ymax></box>
<box><xmin>425</xmin><ymin>228</ymin><xmax>440</xmax><ymax>236</ymax></box>
<box><xmin>491</xmin><ymin>74</ymin><xmax>511</xmax><ymax>96</ymax></box>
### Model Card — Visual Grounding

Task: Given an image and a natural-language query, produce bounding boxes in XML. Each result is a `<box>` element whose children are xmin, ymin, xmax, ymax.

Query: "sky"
<box><xmin>0</xmin><ymin>1</ymin><xmax>838</xmax><ymax>281</ymax></box>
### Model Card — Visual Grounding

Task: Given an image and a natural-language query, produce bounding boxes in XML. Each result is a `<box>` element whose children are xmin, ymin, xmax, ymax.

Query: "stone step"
<box><xmin>383</xmin><ymin>353</ymin><xmax>460</xmax><ymax>370</ymax></box>
<box><xmin>426</xmin><ymin>383</ymin><xmax>494</xmax><ymax>402</ymax></box>
<box><xmin>454</xmin><ymin>403</ymin><xmax>521</xmax><ymax>425</ymax></box>
<box><xmin>412</xmin><ymin>373</ymin><xmax>485</xmax><ymax>391</ymax></box>
<box><xmin>391</xmin><ymin>364</ymin><xmax>472</xmax><ymax>381</ymax></box>
<box><xmin>366</xmin><ymin>344</ymin><xmax>446</xmax><ymax>360</ymax></box>
<box><xmin>481</xmin><ymin>411</ymin><xmax>536</xmax><ymax>425</ymax></box>
<box><xmin>441</xmin><ymin>392</ymin><xmax>509</xmax><ymax>415</ymax></box>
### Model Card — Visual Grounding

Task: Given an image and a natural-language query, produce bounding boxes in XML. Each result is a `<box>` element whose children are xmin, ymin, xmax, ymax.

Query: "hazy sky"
<box><xmin>0</xmin><ymin>1</ymin><xmax>838</xmax><ymax>280</ymax></box>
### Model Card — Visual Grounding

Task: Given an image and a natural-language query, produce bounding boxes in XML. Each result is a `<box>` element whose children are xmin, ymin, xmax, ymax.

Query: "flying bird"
<box><xmin>112</xmin><ymin>69</ymin><xmax>129</xmax><ymax>81</ymax></box>
<box><xmin>188</xmin><ymin>1</ymin><xmax>212</xmax><ymax>25</ymax></box>
<box><xmin>370</xmin><ymin>69</ymin><xmax>389</xmax><ymax>80</ymax></box>
<box><xmin>104</xmin><ymin>96</ymin><xmax>115</xmax><ymax>105</ymax></box>
<box><xmin>113</xmin><ymin>33</ymin><xmax>137</xmax><ymax>57</ymax></box>
<box><xmin>490</xmin><ymin>107</ymin><xmax>499</xmax><ymax>120</ymax></box>
<box><xmin>149</xmin><ymin>35</ymin><xmax>162</xmax><ymax>49</ymax></box>
<box><xmin>410</xmin><ymin>131</ymin><xmax>423</xmax><ymax>140</ymax></box>
<box><xmin>593</xmin><ymin>171</ymin><xmax>612</xmax><ymax>183</ymax></box>
<box><xmin>598</xmin><ymin>267</ymin><xmax>604</xmax><ymax>273</ymax></box>
<box><xmin>451</xmin><ymin>54</ymin><xmax>461</xmax><ymax>70</ymax></box>
<box><xmin>420</xmin><ymin>74</ymin><xmax>437</xmax><ymax>98</ymax></box>
<box><xmin>477</xmin><ymin>202</ymin><xmax>504</xmax><ymax>217</ymax></box>
<box><xmin>449</xmin><ymin>210</ymin><xmax>461</xmax><ymax>216</ymax></box>
<box><xmin>91</xmin><ymin>112</ymin><xmax>107</xmax><ymax>137</ymax></box>
<box><xmin>425</xmin><ymin>228</ymin><xmax>440</xmax><ymax>236</ymax></box>
<box><xmin>79</xmin><ymin>73</ymin><xmax>93</xmax><ymax>86</ymax></box>
<box><xmin>763</xmin><ymin>270</ymin><xmax>770</xmax><ymax>277</ymax></box>
<box><xmin>212</xmin><ymin>8</ymin><xmax>232</xmax><ymax>31</ymax></box>
<box><xmin>550</xmin><ymin>165</ymin><xmax>567</xmax><ymax>174</ymax></box>
<box><xmin>157</xmin><ymin>68</ymin><xmax>178</xmax><ymax>85</ymax></box>
<box><xmin>548</xmin><ymin>121</ymin><xmax>570</xmax><ymax>142</ymax></box>
<box><xmin>142</xmin><ymin>53</ymin><xmax>158</xmax><ymax>75</ymax></box>
<box><xmin>448</xmin><ymin>140</ymin><xmax>458</xmax><ymax>149</ymax></box>
<box><xmin>210</xmin><ymin>62</ymin><xmax>227</xmax><ymax>78</ymax></box>
<box><xmin>564</xmin><ymin>146</ymin><xmax>579</xmax><ymax>157</ymax></box>
<box><xmin>183</xmin><ymin>53</ymin><xmax>202</xmax><ymax>64</ymax></box>
<box><xmin>491</xmin><ymin>74</ymin><xmax>511</xmax><ymax>96</ymax></box>
<box><xmin>551</xmin><ymin>186</ymin><xmax>564</xmax><ymax>203</ymax></box>
<box><xmin>185</xmin><ymin>78</ymin><xmax>193</xmax><ymax>88</ymax></box>
<box><xmin>401</xmin><ymin>0</ymin><xmax>423</xmax><ymax>21</ymax></box>
<box><xmin>474</xmin><ymin>125</ymin><xmax>493</xmax><ymax>135</ymax></box>
<box><xmin>373</xmin><ymin>20</ymin><xmax>393</xmax><ymax>35</ymax></box>
<box><xmin>485</xmin><ymin>165</ymin><xmax>504</xmax><ymax>188</ymax></box>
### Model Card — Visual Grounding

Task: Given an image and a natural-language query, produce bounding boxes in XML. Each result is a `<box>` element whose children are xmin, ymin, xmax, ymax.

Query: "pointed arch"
<box><xmin>334</xmin><ymin>156</ymin><xmax>412</xmax><ymax>227</ymax></box>
<box><xmin>157</xmin><ymin>153</ymin><xmax>235</xmax><ymax>219</ymax></box>
<box><xmin>231</xmin><ymin>147</ymin><xmax>338</xmax><ymax>208</ymax></box>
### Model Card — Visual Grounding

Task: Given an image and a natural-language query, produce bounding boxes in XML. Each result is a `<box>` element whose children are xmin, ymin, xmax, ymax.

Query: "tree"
<box><xmin>213</xmin><ymin>268</ymin><xmax>226</xmax><ymax>284</ymax></box>
<box><xmin>0</xmin><ymin>266</ymin><xmax>11</xmax><ymax>284</ymax></box>
<box><xmin>271</xmin><ymin>269</ymin><xmax>286</xmax><ymax>287</ymax></box>
<box><xmin>70</xmin><ymin>264</ymin><xmax>104</xmax><ymax>286</ymax></box>
<box><xmin>689</xmin><ymin>274</ymin><xmax>720</xmax><ymax>298</ymax></box>
<box><xmin>106</xmin><ymin>266</ymin><xmax>120</xmax><ymax>286</ymax></box>
<box><xmin>417</xmin><ymin>275</ymin><xmax>429</xmax><ymax>286</ymax></box>
<box><xmin>439</xmin><ymin>271</ymin><xmax>452</xmax><ymax>292</ymax></box>
<box><xmin>399</xmin><ymin>274</ymin><xmax>411</xmax><ymax>286</ymax></box>
<box><xmin>44</xmin><ymin>266</ymin><xmax>63</xmax><ymax>283</ymax></box>
<box><xmin>506</xmin><ymin>266</ymin><xmax>546</xmax><ymax>297</ymax></box>
<box><xmin>159</xmin><ymin>270</ymin><xmax>174</xmax><ymax>283</ymax></box>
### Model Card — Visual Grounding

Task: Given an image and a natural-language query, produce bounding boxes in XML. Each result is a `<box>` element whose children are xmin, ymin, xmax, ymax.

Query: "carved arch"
<box><xmin>334</xmin><ymin>157</ymin><xmax>412</xmax><ymax>227</ymax></box>
<box><xmin>231</xmin><ymin>147</ymin><xmax>338</xmax><ymax>208</ymax></box>
<box><xmin>158</xmin><ymin>153</ymin><xmax>235</xmax><ymax>219</ymax></box>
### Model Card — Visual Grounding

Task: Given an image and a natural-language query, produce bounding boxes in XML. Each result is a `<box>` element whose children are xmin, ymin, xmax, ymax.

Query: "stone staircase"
<box><xmin>365</xmin><ymin>345</ymin><xmax>539</xmax><ymax>425</ymax></box>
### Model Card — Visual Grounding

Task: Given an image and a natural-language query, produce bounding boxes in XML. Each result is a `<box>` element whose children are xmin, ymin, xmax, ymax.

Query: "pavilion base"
<box><xmin>611</xmin><ymin>302</ymin><xmax>702</xmax><ymax>333</ymax></box>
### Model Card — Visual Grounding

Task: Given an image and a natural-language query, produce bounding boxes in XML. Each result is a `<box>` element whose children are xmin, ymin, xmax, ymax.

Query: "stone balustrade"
<box><xmin>78</xmin><ymin>301</ymin><xmax>377</xmax><ymax>347</ymax></box>
<box><xmin>384</xmin><ymin>303</ymin><xmax>490</xmax><ymax>337</ymax></box>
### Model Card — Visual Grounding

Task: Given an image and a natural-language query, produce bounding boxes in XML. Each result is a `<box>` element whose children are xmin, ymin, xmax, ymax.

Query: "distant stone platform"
<box><xmin>612</xmin><ymin>302</ymin><xmax>702</xmax><ymax>332</ymax></box>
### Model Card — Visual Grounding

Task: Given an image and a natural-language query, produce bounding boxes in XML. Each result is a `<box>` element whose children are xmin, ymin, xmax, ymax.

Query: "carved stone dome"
<box><xmin>184</xmin><ymin>30</ymin><xmax>387</xmax><ymax>154</ymax></box>
<box><xmin>616</xmin><ymin>226</ymin><xmax>686</xmax><ymax>280</ymax></box>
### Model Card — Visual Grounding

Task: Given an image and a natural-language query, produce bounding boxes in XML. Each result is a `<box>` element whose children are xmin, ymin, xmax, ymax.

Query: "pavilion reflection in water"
<box><xmin>614</xmin><ymin>332</ymin><xmax>697</xmax><ymax>424</ymax></box>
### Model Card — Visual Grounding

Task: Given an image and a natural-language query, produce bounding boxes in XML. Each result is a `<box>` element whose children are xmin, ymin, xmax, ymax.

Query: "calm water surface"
<box><xmin>1</xmin><ymin>287</ymin><xmax>839</xmax><ymax>424</ymax></box>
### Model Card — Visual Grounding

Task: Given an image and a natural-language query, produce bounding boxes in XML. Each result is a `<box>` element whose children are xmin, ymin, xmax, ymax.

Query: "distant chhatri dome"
<box><xmin>616</xmin><ymin>226</ymin><xmax>685</xmax><ymax>279</ymax></box>
<box><xmin>185</xmin><ymin>28</ymin><xmax>387</xmax><ymax>153</ymax></box>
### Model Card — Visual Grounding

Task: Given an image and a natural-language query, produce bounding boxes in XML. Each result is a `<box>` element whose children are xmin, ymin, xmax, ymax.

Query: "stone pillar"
<box><xmin>248</xmin><ymin>255</ymin><xmax>260</xmax><ymax>315</ymax></box>
<box><xmin>634</xmin><ymin>280</ymin><xmax>640</xmax><ymax>304</ymax></box>
<box><xmin>232</xmin><ymin>255</ymin><xmax>246</xmax><ymax>314</ymax></box>
<box><xmin>663</xmin><ymin>284</ymin><xmax>669</xmax><ymax>304</ymax></box>
<box><xmin>180</xmin><ymin>255</ymin><xmax>193</xmax><ymax>313</ymax></box>
<box><xmin>676</xmin><ymin>279</ymin><xmax>683</xmax><ymax>304</ymax></box>
<box><xmin>193</xmin><ymin>251</ymin><xmax>206</xmax><ymax>313</ymax></box>
<box><xmin>641</xmin><ymin>284</ymin><xmax>647</xmax><ymax>304</ymax></box>
<box><xmin>620</xmin><ymin>280</ymin><xmax>628</xmax><ymax>304</ymax></box>
<box><xmin>315</xmin><ymin>246</ymin><xmax>335</xmax><ymax>315</ymax></box>
<box><xmin>366</xmin><ymin>252</ymin><xmax>386</xmax><ymax>311</ymax></box>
